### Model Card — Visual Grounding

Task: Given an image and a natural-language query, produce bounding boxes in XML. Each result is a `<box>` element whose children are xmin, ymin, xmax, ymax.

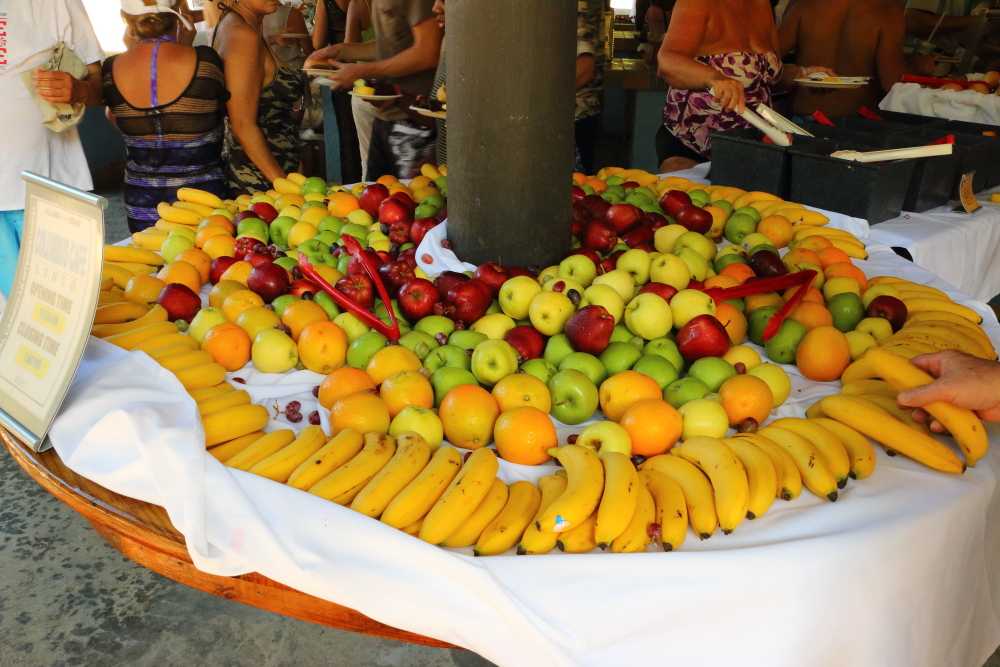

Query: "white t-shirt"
<box><xmin>0</xmin><ymin>0</ymin><xmax>104</xmax><ymax>211</ymax></box>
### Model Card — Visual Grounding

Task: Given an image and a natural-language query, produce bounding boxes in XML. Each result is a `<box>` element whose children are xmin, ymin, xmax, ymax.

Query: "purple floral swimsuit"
<box><xmin>662</xmin><ymin>51</ymin><xmax>783</xmax><ymax>158</ymax></box>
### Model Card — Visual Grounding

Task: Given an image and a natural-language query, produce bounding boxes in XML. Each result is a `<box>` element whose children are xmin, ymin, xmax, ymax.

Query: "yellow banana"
<box><xmin>900</xmin><ymin>323</ymin><xmax>991</xmax><ymax>359</ymax></box>
<box><xmin>792</xmin><ymin>226</ymin><xmax>859</xmax><ymax>242</ymax></box>
<box><xmin>208</xmin><ymin>431</ymin><xmax>264</xmax><ymax>462</ymax></box>
<box><xmin>287</xmin><ymin>428</ymin><xmax>364</xmax><ymax>491</ymax></box>
<box><xmin>639</xmin><ymin>469</ymin><xmax>687</xmax><ymax>552</ymax></box>
<box><xmin>225</xmin><ymin>429</ymin><xmax>296</xmax><ymax>468</ymax></box>
<box><xmin>896</xmin><ymin>289</ymin><xmax>950</xmax><ymax>304</ymax></box>
<box><xmin>197</xmin><ymin>389</ymin><xmax>251</xmax><ymax>417</ymax></box>
<box><xmin>810</xmin><ymin>417</ymin><xmax>876</xmax><ymax>480</ymax></box>
<box><xmin>640</xmin><ymin>454</ymin><xmax>718</xmax><ymax>539</ymax></box>
<box><xmin>309</xmin><ymin>433</ymin><xmax>396</xmax><ymax>501</ymax></box>
<box><xmin>732</xmin><ymin>432</ymin><xmax>802</xmax><ymax>500</ymax></box>
<box><xmin>103</xmin><ymin>244</ymin><xmax>163</xmax><ymax>266</ymax></box>
<box><xmin>248</xmin><ymin>425</ymin><xmax>328</xmax><ymax>482</ymax></box>
<box><xmin>594</xmin><ymin>451</ymin><xmax>640</xmax><ymax>550</ymax></box>
<box><xmin>757</xmin><ymin>427</ymin><xmax>839</xmax><ymax>502</ymax></box>
<box><xmin>131</xmin><ymin>332</ymin><xmax>199</xmax><ymax>353</ymax></box>
<box><xmin>272</xmin><ymin>178</ymin><xmax>301</xmax><ymax>195</ymax></box>
<box><xmin>819</xmin><ymin>395</ymin><xmax>965</xmax><ymax>473</ymax></box>
<box><xmin>91</xmin><ymin>304</ymin><xmax>169</xmax><ymax>338</ymax></box>
<box><xmin>177</xmin><ymin>187</ymin><xmax>224</xmax><ymax>209</ymax></box>
<box><xmin>102</xmin><ymin>262</ymin><xmax>136</xmax><ymax>289</ymax></box>
<box><xmin>419</xmin><ymin>448</ymin><xmax>499</xmax><ymax>545</ymax></box>
<box><xmin>830</xmin><ymin>239</ymin><xmax>868</xmax><ymax>259</ymax></box>
<box><xmin>331</xmin><ymin>479</ymin><xmax>371</xmax><ymax>506</ymax></box>
<box><xmin>93</xmin><ymin>301</ymin><xmax>150</xmax><ymax>325</ymax></box>
<box><xmin>840</xmin><ymin>379</ymin><xmax>898</xmax><ymax>398</ymax></box>
<box><xmin>863</xmin><ymin>348</ymin><xmax>988</xmax><ymax>467</ymax></box>
<box><xmin>609</xmin><ymin>484</ymin><xmax>655</xmax><ymax>553</ymax></box>
<box><xmin>171</xmin><ymin>200</ymin><xmax>216</xmax><ymax>218</ymax></box>
<box><xmin>107</xmin><ymin>261</ymin><xmax>157</xmax><ymax>276</ymax></box>
<box><xmin>904</xmin><ymin>319</ymin><xmax>994</xmax><ymax>357</ymax></box>
<box><xmin>856</xmin><ymin>394</ymin><xmax>931</xmax><ymax>435</ymax></box>
<box><xmin>104</xmin><ymin>320</ymin><xmax>178</xmax><ymax>350</ymax></box>
<box><xmin>733</xmin><ymin>191</ymin><xmax>782</xmax><ymax>210</ymax></box>
<box><xmin>441</xmin><ymin>478</ymin><xmax>509</xmax><ymax>548</ymax></box>
<box><xmin>890</xmin><ymin>282</ymin><xmax>949</xmax><ymax>299</ymax></box>
<box><xmin>154</xmin><ymin>218</ymin><xmax>189</xmax><ymax>232</ymax></box>
<box><xmin>173</xmin><ymin>362</ymin><xmax>228</xmax><ymax>391</ymax></box>
<box><xmin>381</xmin><ymin>446</ymin><xmax>463</xmax><ymax>529</ymax></box>
<box><xmin>204</xmin><ymin>404</ymin><xmax>271</xmax><ymax>448</ymax></box>
<box><xmin>907</xmin><ymin>309</ymin><xmax>987</xmax><ymax>329</ymax></box>
<box><xmin>351</xmin><ymin>432</ymin><xmax>431</xmax><ymax>518</ymax></box>
<box><xmin>157</xmin><ymin>349</ymin><xmax>214</xmax><ymax>372</ymax></box>
<box><xmin>474</xmin><ymin>481</ymin><xmax>542</xmax><ymax>556</ymax></box>
<box><xmin>149</xmin><ymin>343</ymin><xmax>196</xmax><ymax>361</ymax></box>
<box><xmin>400</xmin><ymin>517</ymin><xmax>424</xmax><ymax>536</ymax></box>
<box><xmin>100</xmin><ymin>276</ymin><xmax>115</xmax><ymax>291</ymax></box>
<box><xmin>131</xmin><ymin>232</ymin><xmax>167</xmax><ymax>251</ymax></box>
<box><xmin>535</xmin><ymin>445</ymin><xmax>604</xmax><ymax>534</ymax></box>
<box><xmin>722</xmin><ymin>438</ymin><xmax>776</xmax><ymax>520</ymax></box>
<box><xmin>157</xmin><ymin>202</ymin><xmax>202</xmax><ymax>225</ymax></box>
<box><xmin>98</xmin><ymin>291</ymin><xmax>126</xmax><ymax>306</ymax></box>
<box><xmin>671</xmin><ymin>436</ymin><xmax>749</xmax><ymax>535</ymax></box>
<box><xmin>189</xmin><ymin>383</ymin><xmax>233</xmax><ymax>401</ymax></box>
<box><xmin>882</xmin><ymin>343</ymin><xmax>935</xmax><ymax>360</ymax></box>
<box><xmin>517</xmin><ymin>475</ymin><xmax>569</xmax><ymax>555</ymax></box>
<box><xmin>884</xmin><ymin>331</ymin><xmax>960</xmax><ymax>354</ymax></box>
<box><xmin>902</xmin><ymin>298</ymin><xmax>983</xmax><ymax>324</ymax></box>
<box><xmin>769</xmin><ymin>417</ymin><xmax>851</xmax><ymax>489</ymax></box>
<box><xmin>556</xmin><ymin>511</ymin><xmax>598</xmax><ymax>553</ymax></box>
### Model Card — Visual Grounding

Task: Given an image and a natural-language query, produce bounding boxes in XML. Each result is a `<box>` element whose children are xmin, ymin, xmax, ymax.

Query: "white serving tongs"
<box><xmin>757</xmin><ymin>103</ymin><xmax>814</xmax><ymax>137</ymax></box>
<box><xmin>830</xmin><ymin>144</ymin><xmax>953</xmax><ymax>162</ymax></box>
<box><xmin>710</xmin><ymin>87</ymin><xmax>792</xmax><ymax>146</ymax></box>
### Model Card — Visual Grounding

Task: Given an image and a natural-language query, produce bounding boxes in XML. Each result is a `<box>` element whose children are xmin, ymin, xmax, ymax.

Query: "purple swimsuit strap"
<box><xmin>140</xmin><ymin>36</ymin><xmax>178</xmax><ymax>107</ymax></box>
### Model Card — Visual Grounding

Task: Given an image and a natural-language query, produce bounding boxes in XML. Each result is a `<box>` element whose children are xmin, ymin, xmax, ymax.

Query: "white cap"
<box><xmin>120</xmin><ymin>0</ymin><xmax>193</xmax><ymax>30</ymax></box>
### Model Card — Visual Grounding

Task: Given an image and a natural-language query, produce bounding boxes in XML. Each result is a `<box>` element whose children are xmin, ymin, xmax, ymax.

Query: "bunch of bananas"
<box><xmin>101</xmin><ymin>244</ymin><xmax>164</xmax><ymax>289</ymax></box>
<box><xmin>652</xmin><ymin>179</ymin><xmax>832</xmax><ymax>227</ymax></box>
<box><xmin>131</xmin><ymin>188</ymin><xmax>238</xmax><ymax>248</ymax></box>
<box><xmin>788</xmin><ymin>226</ymin><xmax>868</xmax><ymax>259</ymax></box>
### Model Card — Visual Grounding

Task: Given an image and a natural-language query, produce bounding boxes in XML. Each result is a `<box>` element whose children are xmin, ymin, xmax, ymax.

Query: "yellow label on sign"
<box><xmin>14</xmin><ymin>345</ymin><xmax>50</xmax><ymax>380</ymax></box>
<box><xmin>31</xmin><ymin>301</ymin><xmax>65</xmax><ymax>335</ymax></box>
<box><xmin>959</xmin><ymin>172</ymin><xmax>981</xmax><ymax>214</ymax></box>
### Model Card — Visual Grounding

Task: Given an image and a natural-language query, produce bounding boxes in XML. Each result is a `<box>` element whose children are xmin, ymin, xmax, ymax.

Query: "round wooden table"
<box><xmin>0</xmin><ymin>428</ymin><xmax>459</xmax><ymax>650</ymax></box>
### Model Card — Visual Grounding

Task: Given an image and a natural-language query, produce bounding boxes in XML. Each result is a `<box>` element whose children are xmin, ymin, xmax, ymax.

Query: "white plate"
<box><xmin>302</xmin><ymin>67</ymin><xmax>338</xmax><ymax>77</ymax></box>
<box><xmin>795</xmin><ymin>78</ymin><xmax>869</xmax><ymax>89</ymax></box>
<box><xmin>349</xmin><ymin>91</ymin><xmax>402</xmax><ymax>100</ymax></box>
<box><xmin>410</xmin><ymin>105</ymin><xmax>446</xmax><ymax>119</ymax></box>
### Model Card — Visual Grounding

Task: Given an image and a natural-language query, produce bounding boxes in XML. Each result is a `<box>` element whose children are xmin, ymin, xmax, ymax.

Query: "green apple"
<box><xmin>449</xmin><ymin>329</ymin><xmax>488</xmax><ymax>352</ymax></box>
<box><xmin>653</xmin><ymin>224</ymin><xmax>688</xmax><ymax>254</ymax></box>
<box><xmin>548</xmin><ymin>369</ymin><xmax>599</xmax><ymax>425</ymax></box>
<box><xmin>616</xmin><ymin>249</ymin><xmax>652</xmax><ymax>285</ymax></box>
<box><xmin>429</xmin><ymin>367</ymin><xmax>479</xmax><ymax>406</ymax></box>
<box><xmin>624</xmin><ymin>191</ymin><xmax>651</xmax><ymax>208</ymax></box>
<box><xmin>389</xmin><ymin>405</ymin><xmax>444</xmax><ymax>450</ymax></box>
<box><xmin>675</xmin><ymin>247</ymin><xmax>710</xmax><ymax>282</ymax></box>
<box><xmin>414</xmin><ymin>204</ymin><xmax>438</xmax><ymax>219</ymax></box>
<box><xmin>606</xmin><ymin>175</ymin><xmax>625</xmax><ymax>186</ymax></box>
<box><xmin>423</xmin><ymin>344</ymin><xmax>472</xmax><ymax>372</ymax></box>
<box><xmin>529</xmin><ymin>291</ymin><xmax>575</xmax><ymax>336</ymax></box>
<box><xmin>747</xmin><ymin>243</ymin><xmax>778</xmax><ymax>258</ymax></box>
<box><xmin>724</xmin><ymin>213</ymin><xmax>757</xmax><ymax>245</ymax></box>
<box><xmin>520</xmin><ymin>358</ymin><xmax>558</xmax><ymax>384</ymax></box>
<box><xmin>712</xmin><ymin>200</ymin><xmax>734</xmax><ymax>215</ymax></box>
<box><xmin>187</xmin><ymin>307</ymin><xmax>227</xmax><ymax>344</ymax></box>
<box><xmin>648</xmin><ymin>253</ymin><xmax>691</xmax><ymax>290</ymax></box>
<box><xmin>485</xmin><ymin>299</ymin><xmax>503</xmax><ymax>315</ymax></box>
<box><xmin>470</xmin><ymin>339</ymin><xmax>519</xmax><ymax>386</ymax></box>
<box><xmin>674</xmin><ymin>231</ymin><xmax>717</xmax><ymax>262</ymax></box>
<box><xmin>273</xmin><ymin>257</ymin><xmax>298</xmax><ymax>275</ymax></box>
<box><xmin>599</xmin><ymin>341</ymin><xmax>642</xmax><ymax>375</ymax></box>
<box><xmin>211</xmin><ymin>207</ymin><xmax>235</xmax><ymax>221</ymax></box>
<box><xmin>602</xmin><ymin>191</ymin><xmax>623</xmax><ymax>205</ymax></box>
<box><xmin>688</xmin><ymin>357</ymin><xmax>737</xmax><ymax>392</ymax></box>
<box><xmin>421</xmin><ymin>193</ymin><xmax>445</xmax><ymax>208</ymax></box>
<box><xmin>542</xmin><ymin>333</ymin><xmax>574</xmax><ymax>368</ymax></box>
<box><xmin>160</xmin><ymin>234</ymin><xmax>196</xmax><ymax>263</ymax></box>
<box><xmin>687</xmin><ymin>189</ymin><xmax>710</xmax><ymax>207</ymax></box>
<box><xmin>827</xmin><ymin>292</ymin><xmax>866</xmax><ymax>333</ymax></box>
<box><xmin>669</xmin><ymin>289</ymin><xmax>716</xmax><ymax>329</ymax></box>
<box><xmin>318</xmin><ymin>216</ymin><xmax>346</xmax><ymax>235</ymax></box>
<box><xmin>345</xmin><ymin>208</ymin><xmax>373</xmax><ymax>227</ymax></box>
<box><xmin>747</xmin><ymin>306</ymin><xmax>779</xmax><ymax>346</ymax></box>
<box><xmin>581</xmin><ymin>184</ymin><xmax>595</xmax><ymax>196</ymax></box>
<box><xmin>663</xmin><ymin>377</ymin><xmax>710</xmax><ymax>409</ymax></box>
<box><xmin>300</xmin><ymin>176</ymin><xmax>327</xmax><ymax>195</ymax></box>
<box><xmin>643</xmin><ymin>337</ymin><xmax>683</xmax><ymax>371</ymax></box>
<box><xmin>237</xmin><ymin>217</ymin><xmax>269</xmax><ymax>241</ymax></box>
<box><xmin>559</xmin><ymin>352</ymin><xmax>607</xmax><ymax>387</ymax></box>
<box><xmin>558</xmin><ymin>254</ymin><xmax>598</xmax><ymax>288</ymax></box>
<box><xmin>611</xmin><ymin>323</ymin><xmax>644</xmax><ymax>348</ymax></box>
<box><xmin>739</xmin><ymin>232</ymin><xmax>772</xmax><ymax>253</ymax></box>
<box><xmin>340</xmin><ymin>221</ymin><xmax>369</xmax><ymax>241</ymax></box>
<box><xmin>748</xmin><ymin>362</ymin><xmax>791</xmax><ymax>406</ymax></box>
<box><xmin>734</xmin><ymin>206</ymin><xmax>762</xmax><ymax>224</ymax></box>
<box><xmin>415</xmin><ymin>315</ymin><xmax>456</xmax><ymax>340</ymax></box>
<box><xmin>469</xmin><ymin>313</ymin><xmax>516</xmax><ymax>340</ymax></box>
<box><xmin>399</xmin><ymin>330</ymin><xmax>439</xmax><ymax>360</ymax></box>
<box><xmin>434</xmin><ymin>175</ymin><xmax>448</xmax><ymax>194</ymax></box>
<box><xmin>333</xmin><ymin>311</ymin><xmax>370</xmax><ymax>343</ymax></box>
<box><xmin>312</xmin><ymin>290</ymin><xmax>341</xmax><ymax>319</ymax></box>
<box><xmin>499</xmin><ymin>275</ymin><xmax>542</xmax><ymax>320</ymax></box>
<box><xmin>315</xmin><ymin>230</ymin><xmax>338</xmax><ymax>246</ymax></box>
<box><xmin>632</xmin><ymin>354</ymin><xmax>679</xmax><ymax>390</ymax></box>
<box><xmin>375</xmin><ymin>300</ymin><xmax>411</xmax><ymax>334</ymax></box>
<box><xmin>298</xmin><ymin>238</ymin><xmax>324</xmax><ymax>255</ymax></box>
<box><xmin>581</xmin><ymin>284</ymin><xmax>625</xmax><ymax>323</ymax></box>
<box><xmin>576</xmin><ymin>421</ymin><xmax>632</xmax><ymax>457</ymax></box>
<box><xmin>347</xmin><ymin>331</ymin><xmax>388</xmax><ymax>368</ymax></box>
<box><xmin>678</xmin><ymin>399</ymin><xmax>730</xmax><ymax>440</ymax></box>
<box><xmin>268</xmin><ymin>216</ymin><xmax>296</xmax><ymax>247</ymax></box>
<box><xmin>624</xmin><ymin>292</ymin><xmax>673</xmax><ymax>340</ymax></box>
<box><xmin>271</xmin><ymin>294</ymin><xmax>301</xmax><ymax>318</ymax></box>
<box><xmin>856</xmin><ymin>317</ymin><xmax>893</xmax><ymax>344</ymax></box>
<box><xmin>714</xmin><ymin>253</ymin><xmax>747</xmax><ymax>273</ymax></box>
<box><xmin>764</xmin><ymin>319</ymin><xmax>807</xmax><ymax>365</ymax></box>
<box><xmin>251</xmin><ymin>328</ymin><xmax>299</xmax><ymax>373</ymax></box>
<box><xmin>592</xmin><ymin>269</ymin><xmax>635</xmax><ymax>304</ymax></box>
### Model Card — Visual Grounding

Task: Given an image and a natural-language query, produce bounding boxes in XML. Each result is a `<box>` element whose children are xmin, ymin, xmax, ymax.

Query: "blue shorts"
<box><xmin>0</xmin><ymin>209</ymin><xmax>25</xmax><ymax>298</ymax></box>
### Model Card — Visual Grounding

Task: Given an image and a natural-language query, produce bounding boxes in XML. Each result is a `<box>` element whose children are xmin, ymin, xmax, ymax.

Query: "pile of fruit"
<box><xmin>90</xmin><ymin>165</ymin><xmax>994</xmax><ymax>554</ymax></box>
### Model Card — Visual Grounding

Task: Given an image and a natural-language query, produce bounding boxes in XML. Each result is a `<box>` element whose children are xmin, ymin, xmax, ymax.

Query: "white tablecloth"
<box><xmin>46</xmin><ymin>241</ymin><xmax>1000</xmax><ymax>666</ymax></box>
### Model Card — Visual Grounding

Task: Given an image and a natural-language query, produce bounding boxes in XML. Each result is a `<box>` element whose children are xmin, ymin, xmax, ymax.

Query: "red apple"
<box><xmin>605</xmin><ymin>203</ymin><xmax>643</xmax><ymax>234</ymax></box>
<box><xmin>377</xmin><ymin>260</ymin><xmax>416</xmax><ymax>298</ymax></box>
<box><xmin>659</xmin><ymin>190</ymin><xmax>692</xmax><ymax>218</ymax></box>
<box><xmin>336</xmin><ymin>273</ymin><xmax>375</xmax><ymax>309</ymax></box>
<box><xmin>748</xmin><ymin>250</ymin><xmax>787</xmax><ymax>278</ymax></box>
<box><xmin>374</xmin><ymin>250</ymin><xmax>394</xmax><ymax>264</ymax></box>
<box><xmin>578</xmin><ymin>220</ymin><xmax>617</xmax><ymax>254</ymax></box>
<box><xmin>233</xmin><ymin>210</ymin><xmax>261</xmax><ymax>225</ymax></box>
<box><xmin>572</xmin><ymin>202</ymin><xmax>590</xmax><ymax>226</ymax></box>
<box><xmin>410</xmin><ymin>218</ymin><xmax>440</xmax><ymax>247</ymax></box>
<box><xmin>397</xmin><ymin>278</ymin><xmax>438</xmax><ymax>321</ymax></box>
<box><xmin>250</xmin><ymin>202</ymin><xmax>278</xmax><ymax>224</ymax></box>
<box><xmin>359</xmin><ymin>183</ymin><xmax>390</xmax><ymax>217</ymax></box>
<box><xmin>433</xmin><ymin>206</ymin><xmax>448</xmax><ymax>223</ymax></box>
<box><xmin>642</xmin><ymin>212</ymin><xmax>670</xmax><ymax>231</ymax></box>
<box><xmin>572</xmin><ymin>185</ymin><xmax>587</xmax><ymax>201</ymax></box>
<box><xmin>621</xmin><ymin>226</ymin><xmax>654</xmax><ymax>248</ymax></box>
<box><xmin>388</xmin><ymin>219</ymin><xmax>413</xmax><ymax>246</ymax></box>
<box><xmin>246</xmin><ymin>251</ymin><xmax>274</xmax><ymax>268</ymax></box>
<box><xmin>633</xmin><ymin>240</ymin><xmax>655</xmax><ymax>253</ymax></box>
<box><xmin>156</xmin><ymin>283</ymin><xmax>201</xmax><ymax>323</ymax></box>
<box><xmin>397</xmin><ymin>246</ymin><xmax>418</xmax><ymax>269</ymax></box>
<box><xmin>289</xmin><ymin>278</ymin><xmax>320</xmax><ymax>297</ymax></box>
<box><xmin>565</xmin><ymin>248</ymin><xmax>601</xmax><ymax>265</ymax></box>
<box><xmin>639</xmin><ymin>282</ymin><xmax>679</xmax><ymax>302</ymax></box>
<box><xmin>473</xmin><ymin>262</ymin><xmax>510</xmax><ymax>298</ymax></box>
<box><xmin>580</xmin><ymin>194</ymin><xmax>611</xmax><ymax>219</ymax></box>
<box><xmin>434</xmin><ymin>271</ymin><xmax>469</xmax><ymax>301</ymax></box>
<box><xmin>621</xmin><ymin>181</ymin><xmax>640</xmax><ymax>190</ymax></box>
<box><xmin>504</xmin><ymin>325</ymin><xmax>546</xmax><ymax>362</ymax></box>
<box><xmin>391</xmin><ymin>190</ymin><xmax>415</xmax><ymax>207</ymax></box>
<box><xmin>379</xmin><ymin>197</ymin><xmax>414</xmax><ymax>225</ymax></box>
<box><xmin>676</xmin><ymin>314</ymin><xmax>731</xmax><ymax>362</ymax></box>
<box><xmin>506</xmin><ymin>266</ymin><xmax>534</xmax><ymax>280</ymax></box>
<box><xmin>234</xmin><ymin>237</ymin><xmax>265</xmax><ymax>262</ymax></box>
<box><xmin>247</xmin><ymin>262</ymin><xmax>290</xmax><ymax>303</ymax></box>
<box><xmin>347</xmin><ymin>249</ymin><xmax>385</xmax><ymax>277</ymax></box>
<box><xmin>675</xmin><ymin>204</ymin><xmax>713</xmax><ymax>235</ymax></box>
<box><xmin>443</xmin><ymin>278</ymin><xmax>492</xmax><ymax>324</ymax></box>
<box><xmin>209</xmin><ymin>257</ymin><xmax>237</xmax><ymax>285</ymax></box>
<box><xmin>565</xmin><ymin>305</ymin><xmax>615</xmax><ymax>355</ymax></box>
<box><xmin>866</xmin><ymin>295</ymin><xmax>908</xmax><ymax>332</ymax></box>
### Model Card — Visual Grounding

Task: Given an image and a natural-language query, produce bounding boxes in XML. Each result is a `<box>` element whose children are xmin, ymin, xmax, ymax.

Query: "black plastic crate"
<box><xmin>708</xmin><ymin>128</ymin><xmax>835</xmax><ymax>199</ymax></box>
<box><xmin>796</xmin><ymin>122</ymin><xmax>894</xmax><ymax>148</ymax></box>
<box><xmin>873</xmin><ymin>110</ymin><xmax>947</xmax><ymax>127</ymax></box>
<box><xmin>899</xmin><ymin>126</ymin><xmax>993</xmax><ymax>192</ymax></box>
<box><xmin>788</xmin><ymin>144</ymin><xmax>916</xmax><ymax>223</ymax></box>
<box><xmin>882</xmin><ymin>135</ymin><xmax>963</xmax><ymax>211</ymax></box>
<box><xmin>832</xmin><ymin>116</ymin><xmax>923</xmax><ymax>135</ymax></box>
<box><xmin>937</xmin><ymin>120</ymin><xmax>1000</xmax><ymax>187</ymax></box>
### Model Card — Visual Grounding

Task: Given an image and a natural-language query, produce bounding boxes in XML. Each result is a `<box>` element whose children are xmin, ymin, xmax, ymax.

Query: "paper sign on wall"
<box><xmin>959</xmin><ymin>172</ymin><xmax>981</xmax><ymax>214</ymax></box>
<box><xmin>0</xmin><ymin>173</ymin><xmax>106</xmax><ymax>451</ymax></box>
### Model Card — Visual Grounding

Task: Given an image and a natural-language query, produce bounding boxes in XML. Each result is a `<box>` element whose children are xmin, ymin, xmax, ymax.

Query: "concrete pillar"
<box><xmin>446</xmin><ymin>0</ymin><xmax>576</xmax><ymax>268</ymax></box>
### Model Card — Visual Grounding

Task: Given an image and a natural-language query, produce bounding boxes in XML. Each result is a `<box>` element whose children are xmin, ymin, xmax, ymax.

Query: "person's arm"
<box><xmin>217</xmin><ymin>25</ymin><xmax>287</xmax><ymax>182</ymax></box>
<box><xmin>313</xmin><ymin>0</ymin><xmax>328</xmax><ymax>50</ymax></box>
<box><xmin>287</xmin><ymin>7</ymin><xmax>314</xmax><ymax>56</ymax></box>
<box><xmin>875</xmin><ymin>9</ymin><xmax>907</xmax><ymax>92</ymax></box>
<box><xmin>32</xmin><ymin>61</ymin><xmax>103</xmax><ymax>107</ymax></box>
<box><xmin>345</xmin><ymin>0</ymin><xmax>367</xmax><ymax>44</ymax></box>
<box><xmin>305</xmin><ymin>40</ymin><xmax>379</xmax><ymax>69</ymax></box>
<box><xmin>321</xmin><ymin>18</ymin><xmax>441</xmax><ymax>88</ymax></box>
<box><xmin>897</xmin><ymin>351</ymin><xmax>1000</xmax><ymax>428</ymax></box>
<box><xmin>776</xmin><ymin>2</ymin><xmax>801</xmax><ymax>58</ymax></box>
<box><xmin>904</xmin><ymin>8</ymin><xmax>977</xmax><ymax>35</ymax></box>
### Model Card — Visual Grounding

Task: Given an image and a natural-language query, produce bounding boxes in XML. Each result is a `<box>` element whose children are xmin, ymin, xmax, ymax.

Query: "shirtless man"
<box><xmin>778</xmin><ymin>0</ymin><xmax>906</xmax><ymax>117</ymax></box>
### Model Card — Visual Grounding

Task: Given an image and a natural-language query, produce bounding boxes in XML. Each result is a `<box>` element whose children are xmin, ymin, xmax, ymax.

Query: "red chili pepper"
<box><xmin>702</xmin><ymin>269</ymin><xmax>817</xmax><ymax>342</ymax></box>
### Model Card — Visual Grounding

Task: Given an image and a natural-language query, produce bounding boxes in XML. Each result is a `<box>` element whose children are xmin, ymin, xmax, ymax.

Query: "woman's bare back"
<box><xmin>112</xmin><ymin>42</ymin><xmax>197</xmax><ymax>108</ymax></box>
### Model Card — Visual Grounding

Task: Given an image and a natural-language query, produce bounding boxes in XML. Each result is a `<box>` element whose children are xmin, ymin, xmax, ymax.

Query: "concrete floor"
<box><xmin>0</xmin><ymin>181</ymin><xmax>997</xmax><ymax>667</ymax></box>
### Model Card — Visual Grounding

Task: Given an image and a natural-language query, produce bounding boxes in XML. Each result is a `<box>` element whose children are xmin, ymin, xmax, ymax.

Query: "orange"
<box><xmin>209</xmin><ymin>280</ymin><xmax>247</xmax><ymax>308</ymax></box>
<box><xmin>823</xmin><ymin>262</ymin><xmax>868</xmax><ymax>291</ymax></box>
<box><xmin>219</xmin><ymin>260</ymin><xmax>253</xmax><ymax>285</ymax></box>
<box><xmin>788</xmin><ymin>300</ymin><xmax>834</xmax><ymax>331</ymax></box>
<box><xmin>816</xmin><ymin>247</ymin><xmax>851</xmax><ymax>269</ymax></box>
<box><xmin>388</xmin><ymin>183</ymin><xmax>411</xmax><ymax>197</ymax></box>
<box><xmin>410</xmin><ymin>185</ymin><xmax>438</xmax><ymax>203</ymax></box>
<box><xmin>297</xmin><ymin>320</ymin><xmax>348</xmax><ymax>374</ymax></box>
<box><xmin>718</xmin><ymin>375</ymin><xmax>773</xmax><ymax>426</ymax></box>
<box><xmin>719</xmin><ymin>262</ymin><xmax>755</xmax><ymax>284</ymax></box>
<box><xmin>783</xmin><ymin>247</ymin><xmax>821</xmax><ymax>269</ymax></box>
<box><xmin>201</xmin><ymin>323</ymin><xmax>252</xmax><ymax>371</ymax></box>
<box><xmin>715</xmin><ymin>301</ymin><xmax>747</xmax><ymax>344</ymax></box>
<box><xmin>174</xmin><ymin>248</ymin><xmax>212</xmax><ymax>284</ymax></box>
<box><xmin>408</xmin><ymin>175</ymin><xmax>433</xmax><ymax>191</ymax></box>
<box><xmin>795</xmin><ymin>326</ymin><xmax>852</xmax><ymax>382</ymax></box>
<box><xmin>439</xmin><ymin>384</ymin><xmax>500</xmax><ymax>450</ymax></box>
<box><xmin>704</xmin><ymin>274</ymin><xmax>740</xmax><ymax>290</ymax></box>
<box><xmin>202</xmin><ymin>214</ymin><xmax>236</xmax><ymax>234</ymax></box>
<box><xmin>328</xmin><ymin>193</ymin><xmax>360</xmax><ymax>217</ymax></box>
<box><xmin>275</xmin><ymin>193</ymin><xmax>306</xmax><ymax>210</ymax></box>
<box><xmin>782</xmin><ymin>285</ymin><xmax>824</xmax><ymax>304</ymax></box>
<box><xmin>619</xmin><ymin>398</ymin><xmax>682</xmax><ymax>457</ymax></box>
<box><xmin>796</xmin><ymin>236</ymin><xmax>833</xmax><ymax>253</ymax></box>
<box><xmin>280</xmin><ymin>299</ymin><xmax>329</xmax><ymax>341</ymax></box>
<box><xmin>756</xmin><ymin>215</ymin><xmax>793</xmax><ymax>248</ymax></box>
<box><xmin>318</xmin><ymin>367</ymin><xmax>377</xmax><ymax>409</ymax></box>
<box><xmin>365</xmin><ymin>345</ymin><xmax>422</xmax><ymax>385</ymax></box>
<box><xmin>124</xmin><ymin>274</ymin><xmax>166</xmax><ymax>304</ymax></box>
<box><xmin>585</xmin><ymin>177</ymin><xmax>608</xmax><ymax>194</ymax></box>
<box><xmin>572</xmin><ymin>172</ymin><xmax>588</xmax><ymax>185</ymax></box>
<box><xmin>598</xmin><ymin>371</ymin><xmax>662</xmax><ymax>423</ymax></box>
<box><xmin>379</xmin><ymin>370</ymin><xmax>434</xmax><ymax>418</ymax></box>
<box><xmin>330</xmin><ymin>391</ymin><xmax>391</xmax><ymax>435</ymax></box>
<box><xmin>376</xmin><ymin>174</ymin><xmax>399</xmax><ymax>187</ymax></box>
<box><xmin>493</xmin><ymin>406</ymin><xmax>557</xmax><ymax>465</ymax></box>
<box><xmin>491</xmin><ymin>373</ymin><xmax>551</xmax><ymax>413</ymax></box>
<box><xmin>202</xmin><ymin>233</ymin><xmax>236</xmax><ymax>259</ymax></box>
<box><xmin>222</xmin><ymin>289</ymin><xmax>265</xmax><ymax>322</ymax></box>
<box><xmin>744</xmin><ymin>292</ymin><xmax>784</xmax><ymax>316</ymax></box>
<box><xmin>195</xmin><ymin>225</ymin><xmax>231</xmax><ymax>249</ymax></box>
<box><xmin>158</xmin><ymin>260</ymin><xmax>202</xmax><ymax>293</ymax></box>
